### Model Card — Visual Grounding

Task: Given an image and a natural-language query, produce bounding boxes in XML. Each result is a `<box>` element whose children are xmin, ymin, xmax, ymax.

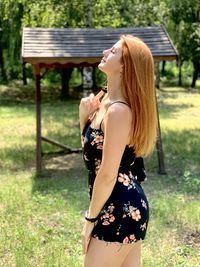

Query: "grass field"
<box><xmin>0</xmin><ymin>82</ymin><xmax>200</xmax><ymax>267</ymax></box>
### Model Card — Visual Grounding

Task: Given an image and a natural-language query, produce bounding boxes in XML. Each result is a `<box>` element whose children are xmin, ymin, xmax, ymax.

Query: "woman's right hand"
<box><xmin>79</xmin><ymin>90</ymin><xmax>105</xmax><ymax>120</ymax></box>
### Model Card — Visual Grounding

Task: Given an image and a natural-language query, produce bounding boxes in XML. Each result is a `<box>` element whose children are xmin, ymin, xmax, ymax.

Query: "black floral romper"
<box><xmin>81</xmin><ymin>101</ymin><xmax>149</xmax><ymax>244</ymax></box>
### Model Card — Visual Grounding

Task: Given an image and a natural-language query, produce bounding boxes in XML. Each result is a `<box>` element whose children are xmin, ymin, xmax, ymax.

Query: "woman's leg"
<box><xmin>82</xmin><ymin>237</ymin><xmax>139</xmax><ymax>267</ymax></box>
<box><xmin>121</xmin><ymin>240</ymin><xmax>141</xmax><ymax>267</ymax></box>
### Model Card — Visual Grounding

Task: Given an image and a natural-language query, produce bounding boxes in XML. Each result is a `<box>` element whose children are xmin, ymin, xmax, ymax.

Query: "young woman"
<box><xmin>79</xmin><ymin>35</ymin><xmax>157</xmax><ymax>267</ymax></box>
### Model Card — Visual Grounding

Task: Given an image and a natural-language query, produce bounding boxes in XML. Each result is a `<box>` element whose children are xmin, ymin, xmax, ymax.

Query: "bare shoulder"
<box><xmin>104</xmin><ymin>102</ymin><xmax>132</xmax><ymax>130</ymax></box>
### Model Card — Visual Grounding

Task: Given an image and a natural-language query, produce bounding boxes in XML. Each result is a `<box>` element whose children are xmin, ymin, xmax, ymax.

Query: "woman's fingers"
<box><xmin>89</xmin><ymin>89</ymin><xmax>105</xmax><ymax>102</ymax></box>
<box><xmin>94</xmin><ymin>90</ymin><xmax>105</xmax><ymax>100</ymax></box>
<box><xmin>81</xmin><ymin>221</ymin><xmax>95</xmax><ymax>255</ymax></box>
<box><xmin>79</xmin><ymin>89</ymin><xmax>105</xmax><ymax>118</ymax></box>
<box><xmin>85</xmin><ymin>237</ymin><xmax>91</xmax><ymax>254</ymax></box>
<box><xmin>90</xmin><ymin>90</ymin><xmax>105</xmax><ymax>108</ymax></box>
<box><xmin>82</xmin><ymin>235</ymin><xmax>91</xmax><ymax>255</ymax></box>
<box><xmin>89</xmin><ymin>93</ymin><xmax>95</xmax><ymax>104</ymax></box>
<box><xmin>81</xmin><ymin>90</ymin><xmax>104</xmax><ymax>107</ymax></box>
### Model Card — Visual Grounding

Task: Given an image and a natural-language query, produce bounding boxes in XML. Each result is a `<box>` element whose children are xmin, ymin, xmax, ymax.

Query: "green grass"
<box><xmin>0</xmin><ymin>83</ymin><xmax>200</xmax><ymax>266</ymax></box>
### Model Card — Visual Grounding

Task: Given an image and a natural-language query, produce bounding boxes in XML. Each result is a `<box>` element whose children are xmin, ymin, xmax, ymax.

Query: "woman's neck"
<box><xmin>106</xmin><ymin>75</ymin><xmax>125</xmax><ymax>102</ymax></box>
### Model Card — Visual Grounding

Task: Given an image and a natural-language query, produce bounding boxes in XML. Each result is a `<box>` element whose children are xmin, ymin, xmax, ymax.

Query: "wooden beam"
<box><xmin>41</xmin><ymin>136</ymin><xmax>82</xmax><ymax>153</ymax></box>
<box><xmin>34</xmin><ymin>64</ymin><xmax>42</xmax><ymax>176</ymax></box>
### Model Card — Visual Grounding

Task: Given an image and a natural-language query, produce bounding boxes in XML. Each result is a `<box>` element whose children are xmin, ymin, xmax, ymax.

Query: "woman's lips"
<box><xmin>101</xmin><ymin>58</ymin><xmax>106</xmax><ymax>63</ymax></box>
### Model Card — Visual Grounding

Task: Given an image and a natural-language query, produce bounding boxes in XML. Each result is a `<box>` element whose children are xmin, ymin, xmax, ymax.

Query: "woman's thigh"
<box><xmin>83</xmin><ymin>237</ymin><xmax>139</xmax><ymax>267</ymax></box>
<box><xmin>121</xmin><ymin>240</ymin><xmax>141</xmax><ymax>267</ymax></box>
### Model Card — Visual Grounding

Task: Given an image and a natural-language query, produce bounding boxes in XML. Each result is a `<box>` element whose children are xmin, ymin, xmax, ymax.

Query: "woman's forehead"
<box><xmin>108</xmin><ymin>40</ymin><xmax>123</xmax><ymax>54</ymax></box>
<box><xmin>113</xmin><ymin>40</ymin><xmax>123</xmax><ymax>49</ymax></box>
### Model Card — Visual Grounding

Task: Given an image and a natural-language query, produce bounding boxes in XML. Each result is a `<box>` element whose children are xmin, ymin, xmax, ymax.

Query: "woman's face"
<box><xmin>98</xmin><ymin>40</ymin><xmax>123</xmax><ymax>75</ymax></box>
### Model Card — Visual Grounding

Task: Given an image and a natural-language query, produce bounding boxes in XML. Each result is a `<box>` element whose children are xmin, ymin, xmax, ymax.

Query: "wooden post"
<box><xmin>34</xmin><ymin>64</ymin><xmax>42</xmax><ymax>175</ymax></box>
<box><xmin>154</xmin><ymin>62</ymin><xmax>166</xmax><ymax>174</ymax></box>
<box><xmin>154</xmin><ymin>63</ymin><xmax>167</xmax><ymax>175</ymax></box>
<box><xmin>155</xmin><ymin>62</ymin><xmax>160</xmax><ymax>89</ymax></box>
<box><xmin>155</xmin><ymin>95</ymin><xmax>167</xmax><ymax>174</ymax></box>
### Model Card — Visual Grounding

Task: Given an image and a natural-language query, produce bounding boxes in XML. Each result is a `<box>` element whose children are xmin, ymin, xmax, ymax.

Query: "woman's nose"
<box><xmin>103</xmin><ymin>48</ymin><xmax>110</xmax><ymax>57</ymax></box>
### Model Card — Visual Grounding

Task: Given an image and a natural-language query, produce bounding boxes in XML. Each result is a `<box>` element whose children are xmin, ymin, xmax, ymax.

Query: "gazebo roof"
<box><xmin>22</xmin><ymin>26</ymin><xmax>177</xmax><ymax>65</ymax></box>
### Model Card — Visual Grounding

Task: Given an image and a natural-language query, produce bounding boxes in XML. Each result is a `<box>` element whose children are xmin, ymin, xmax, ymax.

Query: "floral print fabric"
<box><xmin>82</xmin><ymin>120</ymin><xmax>149</xmax><ymax>244</ymax></box>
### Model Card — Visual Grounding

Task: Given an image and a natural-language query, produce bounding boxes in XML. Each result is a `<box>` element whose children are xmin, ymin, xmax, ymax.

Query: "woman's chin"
<box><xmin>98</xmin><ymin>62</ymin><xmax>106</xmax><ymax>73</ymax></box>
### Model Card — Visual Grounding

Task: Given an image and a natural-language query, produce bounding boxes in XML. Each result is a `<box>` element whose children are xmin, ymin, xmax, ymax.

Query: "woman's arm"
<box><xmin>79</xmin><ymin>112</ymin><xmax>90</xmax><ymax>135</ymax></box>
<box><xmin>87</xmin><ymin>103</ymin><xmax>132</xmax><ymax>218</ymax></box>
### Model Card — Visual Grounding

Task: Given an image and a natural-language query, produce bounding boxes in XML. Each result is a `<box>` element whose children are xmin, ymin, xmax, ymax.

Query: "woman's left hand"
<box><xmin>81</xmin><ymin>220</ymin><xmax>95</xmax><ymax>255</ymax></box>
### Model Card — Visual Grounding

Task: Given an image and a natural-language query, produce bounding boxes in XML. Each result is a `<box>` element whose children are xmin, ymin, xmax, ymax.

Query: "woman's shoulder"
<box><xmin>107</xmin><ymin>101</ymin><xmax>131</xmax><ymax>116</ymax></box>
<box><xmin>105</xmin><ymin>102</ymin><xmax>132</xmax><ymax>129</ymax></box>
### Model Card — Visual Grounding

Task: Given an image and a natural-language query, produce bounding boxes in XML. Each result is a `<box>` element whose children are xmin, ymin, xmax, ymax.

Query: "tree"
<box><xmin>0</xmin><ymin>28</ymin><xmax>7</xmax><ymax>81</ymax></box>
<box><xmin>0</xmin><ymin>0</ymin><xmax>24</xmax><ymax>80</ymax></box>
<box><xmin>92</xmin><ymin>0</ymin><xmax>168</xmax><ymax>28</ymax></box>
<box><xmin>168</xmin><ymin>0</ymin><xmax>200</xmax><ymax>87</ymax></box>
<box><xmin>190</xmin><ymin>23</ymin><xmax>200</xmax><ymax>88</ymax></box>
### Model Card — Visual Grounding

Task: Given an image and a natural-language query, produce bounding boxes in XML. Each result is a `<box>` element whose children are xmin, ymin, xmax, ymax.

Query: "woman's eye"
<box><xmin>111</xmin><ymin>49</ymin><xmax>115</xmax><ymax>54</ymax></box>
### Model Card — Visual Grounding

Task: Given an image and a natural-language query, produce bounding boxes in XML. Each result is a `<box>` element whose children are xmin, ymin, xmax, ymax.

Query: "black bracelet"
<box><xmin>85</xmin><ymin>211</ymin><xmax>98</xmax><ymax>223</ymax></box>
<box><xmin>85</xmin><ymin>216</ymin><xmax>98</xmax><ymax>223</ymax></box>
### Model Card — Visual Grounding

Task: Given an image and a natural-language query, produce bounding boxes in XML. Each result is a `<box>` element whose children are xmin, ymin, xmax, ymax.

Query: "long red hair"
<box><xmin>120</xmin><ymin>35</ymin><xmax>157</xmax><ymax>157</ymax></box>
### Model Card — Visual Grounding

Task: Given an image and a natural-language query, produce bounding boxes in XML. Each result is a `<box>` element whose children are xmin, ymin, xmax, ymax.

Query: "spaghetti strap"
<box><xmin>99</xmin><ymin>101</ymin><xmax>130</xmax><ymax>131</ymax></box>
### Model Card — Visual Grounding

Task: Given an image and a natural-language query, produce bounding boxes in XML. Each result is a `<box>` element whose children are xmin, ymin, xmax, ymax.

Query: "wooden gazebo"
<box><xmin>21</xmin><ymin>26</ymin><xmax>178</xmax><ymax>175</ymax></box>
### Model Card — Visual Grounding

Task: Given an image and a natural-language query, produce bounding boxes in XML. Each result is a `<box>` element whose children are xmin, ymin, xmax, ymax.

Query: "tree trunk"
<box><xmin>191</xmin><ymin>61</ymin><xmax>200</xmax><ymax>88</ymax></box>
<box><xmin>83</xmin><ymin>66</ymin><xmax>93</xmax><ymax>97</ymax></box>
<box><xmin>0</xmin><ymin>36</ymin><xmax>7</xmax><ymax>82</ymax></box>
<box><xmin>161</xmin><ymin>61</ymin><xmax>166</xmax><ymax>76</ymax></box>
<box><xmin>22</xmin><ymin>62</ymin><xmax>27</xmax><ymax>85</ymax></box>
<box><xmin>60</xmin><ymin>68</ymin><xmax>73</xmax><ymax>100</ymax></box>
<box><xmin>178</xmin><ymin>59</ymin><xmax>184</xmax><ymax>86</ymax></box>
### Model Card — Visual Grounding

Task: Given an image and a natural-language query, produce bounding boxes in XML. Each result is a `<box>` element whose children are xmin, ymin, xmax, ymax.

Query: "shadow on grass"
<box><xmin>31</xmin><ymin>153</ymin><xmax>89</xmax><ymax>211</ymax></box>
<box><xmin>0</xmin><ymin>139</ymin><xmax>83</xmax><ymax>175</ymax></box>
<box><xmin>157</xmin><ymin>92</ymin><xmax>196</xmax><ymax>119</ymax></box>
<box><xmin>0</xmin><ymin>142</ymin><xmax>35</xmax><ymax>172</ymax></box>
<box><xmin>141</xmin><ymin>128</ymin><xmax>200</xmax><ymax>195</ymax></box>
<box><xmin>156</xmin><ymin>89</ymin><xmax>200</xmax><ymax>119</ymax></box>
<box><xmin>0</xmin><ymin>100</ymin><xmax>35</xmax><ymax>114</ymax></box>
<box><xmin>162</xmin><ymin>128</ymin><xmax>200</xmax><ymax>175</ymax></box>
<box><xmin>0</xmin><ymin>81</ymin><xmax>62</xmax><ymax>103</ymax></box>
<box><xmin>158</xmin><ymin>102</ymin><xmax>194</xmax><ymax>119</ymax></box>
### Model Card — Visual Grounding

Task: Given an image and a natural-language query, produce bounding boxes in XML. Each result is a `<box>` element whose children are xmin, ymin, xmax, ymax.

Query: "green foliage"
<box><xmin>22</xmin><ymin>0</ymin><xmax>86</xmax><ymax>27</ymax></box>
<box><xmin>0</xmin><ymin>0</ymin><xmax>199</xmax><ymax>86</ymax></box>
<box><xmin>92</xmin><ymin>0</ymin><xmax>169</xmax><ymax>27</ymax></box>
<box><xmin>0</xmin><ymin>0</ymin><xmax>169</xmax><ymax>82</ymax></box>
<box><xmin>160</xmin><ymin>61</ymin><xmax>200</xmax><ymax>88</ymax></box>
<box><xmin>167</xmin><ymin>0</ymin><xmax>200</xmax><ymax>63</ymax></box>
<box><xmin>0</xmin><ymin>0</ymin><xmax>23</xmax><ymax>79</ymax></box>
